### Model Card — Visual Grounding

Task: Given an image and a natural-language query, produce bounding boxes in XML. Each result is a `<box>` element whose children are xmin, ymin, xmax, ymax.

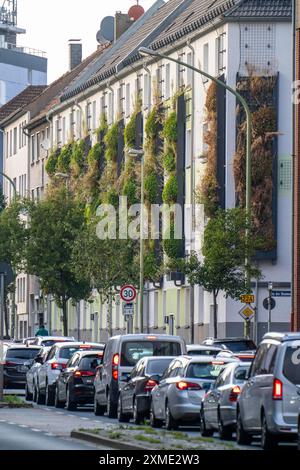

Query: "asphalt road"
<box><xmin>0</xmin><ymin>420</ymin><xmax>100</xmax><ymax>450</ymax></box>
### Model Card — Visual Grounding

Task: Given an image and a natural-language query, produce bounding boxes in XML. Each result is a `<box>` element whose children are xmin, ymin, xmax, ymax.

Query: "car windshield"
<box><xmin>79</xmin><ymin>355</ymin><xmax>102</xmax><ymax>370</ymax></box>
<box><xmin>188</xmin><ymin>349</ymin><xmax>219</xmax><ymax>356</ymax></box>
<box><xmin>146</xmin><ymin>358</ymin><xmax>173</xmax><ymax>376</ymax></box>
<box><xmin>59</xmin><ymin>346</ymin><xmax>100</xmax><ymax>359</ymax></box>
<box><xmin>121</xmin><ymin>341</ymin><xmax>181</xmax><ymax>367</ymax></box>
<box><xmin>283</xmin><ymin>345</ymin><xmax>300</xmax><ymax>385</ymax></box>
<box><xmin>6</xmin><ymin>349</ymin><xmax>40</xmax><ymax>360</ymax></box>
<box><xmin>186</xmin><ymin>362</ymin><xmax>226</xmax><ymax>380</ymax></box>
<box><xmin>217</xmin><ymin>340</ymin><xmax>256</xmax><ymax>352</ymax></box>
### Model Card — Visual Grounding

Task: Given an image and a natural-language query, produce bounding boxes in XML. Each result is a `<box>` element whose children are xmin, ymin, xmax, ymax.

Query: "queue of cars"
<box><xmin>3</xmin><ymin>331</ymin><xmax>300</xmax><ymax>449</ymax></box>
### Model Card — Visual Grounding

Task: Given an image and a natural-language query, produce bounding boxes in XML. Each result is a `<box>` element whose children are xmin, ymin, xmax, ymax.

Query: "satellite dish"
<box><xmin>96</xmin><ymin>16</ymin><xmax>114</xmax><ymax>44</ymax></box>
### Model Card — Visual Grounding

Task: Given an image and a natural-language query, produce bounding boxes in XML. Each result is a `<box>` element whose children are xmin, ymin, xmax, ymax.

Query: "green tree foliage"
<box><xmin>24</xmin><ymin>187</ymin><xmax>91</xmax><ymax>335</ymax></box>
<box><xmin>178</xmin><ymin>209</ymin><xmax>260</xmax><ymax>338</ymax></box>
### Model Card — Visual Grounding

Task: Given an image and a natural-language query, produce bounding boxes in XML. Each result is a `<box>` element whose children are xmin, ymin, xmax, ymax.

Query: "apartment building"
<box><xmin>42</xmin><ymin>0</ymin><xmax>292</xmax><ymax>343</ymax></box>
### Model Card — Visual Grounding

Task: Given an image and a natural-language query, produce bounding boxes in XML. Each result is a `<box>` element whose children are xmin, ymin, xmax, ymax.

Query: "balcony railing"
<box><xmin>0</xmin><ymin>42</ymin><xmax>46</xmax><ymax>58</ymax></box>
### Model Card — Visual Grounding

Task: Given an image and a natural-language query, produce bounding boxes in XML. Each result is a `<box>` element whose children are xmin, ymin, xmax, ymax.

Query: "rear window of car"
<box><xmin>186</xmin><ymin>362</ymin><xmax>226</xmax><ymax>380</ymax></box>
<box><xmin>234</xmin><ymin>366</ymin><xmax>250</xmax><ymax>383</ymax></box>
<box><xmin>59</xmin><ymin>346</ymin><xmax>100</xmax><ymax>360</ymax></box>
<box><xmin>41</xmin><ymin>340</ymin><xmax>68</xmax><ymax>347</ymax></box>
<box><xmin>6</xmin><ymin>348</ymin><xmax>40</xmax><ymax>360</ymax></box>
<box><xmin>121</xmin><ymin>341</ymin><xmax>182</xmax><ymax>367</ymax></box>
<box><xmin>217</xmin><ymin>340</ymin><xmax>256</xmax><ymax>352</ymax></box>
<box><xmin>79</xmin><ymin>355</ymin><xmax>103</xmax><ymax>370</ymax></box>
<box><xmin>283</xmin><ymin>345</ymin><xmax>300</xmax><ymax>385</ymax></box>
<box><xmin>188</xmin><ymin>349</ymin><xmax>219</xmax><ymax>356</ymax></box>
<box><xmin>146</xmin><ymin>358</ymin><xmax>173</xmax><ymax>376</ymax></box>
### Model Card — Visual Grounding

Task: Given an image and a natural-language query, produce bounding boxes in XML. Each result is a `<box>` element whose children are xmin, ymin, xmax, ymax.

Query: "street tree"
<box><xmin>178</xmin><ymin>208</ymin><xmax>260</xmax><ymax>338</ymax></box>
<box><xmin>0</xmin><ymin>200</ymin><xmax>26</xmax><ymax>335</ymax></box>
<box><xmin>24</xmin><ymin>186</ymin><xmax>91</xmax><ymax>336</ymax></box>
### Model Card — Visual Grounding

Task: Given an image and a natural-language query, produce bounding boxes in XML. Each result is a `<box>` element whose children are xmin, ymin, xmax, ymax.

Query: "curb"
<box><xmin>71</xmin><ymin>431</ymin><xmax>145</xmax><ymax>451</ymax></box>
<box><xmin>0</xmin><ymin>403</ymin><xmax>33</xmax><ymax>409</ymax></box>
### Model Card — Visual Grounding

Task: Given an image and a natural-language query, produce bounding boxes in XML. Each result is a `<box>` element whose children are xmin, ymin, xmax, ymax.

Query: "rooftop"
<box><xmin>0</xmin><ymin>85</ymin><xmax>47</xmax><ymax>125</ymax></box>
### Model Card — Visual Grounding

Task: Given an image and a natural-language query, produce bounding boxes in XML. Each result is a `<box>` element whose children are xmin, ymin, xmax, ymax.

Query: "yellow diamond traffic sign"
<box><xmin>239</xmin><ymin>305</ymin><xmax>255</xmax><ymax>320</ymax></box>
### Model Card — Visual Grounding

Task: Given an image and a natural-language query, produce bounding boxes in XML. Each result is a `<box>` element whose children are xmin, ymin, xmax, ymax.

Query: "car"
<box><xmin>298</xmin><ymin>410</ymin><xmax>300</xmax><ymax>451</ymax></box>
<box><xmin>36</xmin><ymin>341</ymin><xmax>105</xmax><ymax>406</ymax></box>
<box><xmin>32</xmin><ymin>336</ymin><xmax>75</xmax><ymax>347</ymax></box>
<box><xmin>117</xmin><ymin>356</ymin><xmax>174</xmax><ymax>424</ymax></box>
<box><xmin>216</xmin><ymin>350</ymin><xmax>255</xmax><ymax>363</ymax></box>
<box><xmin>3</xmin><ymin>345</ymin><xmax>42</xmax><ymax>388</ymax></box>
<box><xmin>150</xmin><ymin>355</ymin><xmax>239</xmax><ymax>430</ymax></box>
<box><xmin>94</xmin><ymin>334</ymin><xmax>186</xmax><ymax>418</ymax></box>
<box><xmin>202</xmin><ymin>337</ymin><xmax>257</xmax><ymax>355</ymax></box>
<box><xmin>200</xmin><ymin>361</ymin><xmax>251</xmax><ymax>439</ymax></box>
<box><xmin>187</xmin><ymin>344</ymin><xmax>223</xmax><ymax>357</ymax></box>
<box><xmin>55</xmin><ymin>350</ymin><xmax>104</xmax><ymax>410</ymax></box>
<box><xmin>236</xmin><ymin>332</ymin><xmax>300</xmax><ymax>449</ymax></box>
<box><xmin>25</xmin><ymin>346</ymin><xmax>51</xmax><ymax>401</ymax></box>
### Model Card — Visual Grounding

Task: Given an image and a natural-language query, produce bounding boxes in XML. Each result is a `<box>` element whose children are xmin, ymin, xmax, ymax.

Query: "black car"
<box><xmin>54</xmin><ymin>350</ymin><xmax>103</xmax><ymax>410</ymax></box>
<box><xmin>4</xmin><ymin>345</ymin><xmax>42</xmax><ymax>388</ymax></box>
<box><xmin>117</xmin><ymin>356</ymin><xmax>174</xmax><ymax>424</ymax></box>
<box><xmin>202</xmin><ymin>337</ymin><xmax>257</xmax><ymax>356</ymax></box>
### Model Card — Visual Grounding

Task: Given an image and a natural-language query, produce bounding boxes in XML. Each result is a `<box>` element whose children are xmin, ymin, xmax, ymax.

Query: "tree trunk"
<box><xmin>62</xmin><ymin>298</ymin><xmax>68</xmax><ymax>337</ymax></box>
<box><xmin>213</xmin><ymin>290</ymin><xmax>218</xmax><ymax>338</ymax></box>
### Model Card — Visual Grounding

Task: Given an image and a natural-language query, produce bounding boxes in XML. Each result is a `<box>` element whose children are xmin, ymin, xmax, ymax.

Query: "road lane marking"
<box><xmin>31</xmin><ymin>429</ymin><xmax>40</xmax><ymax>432</ymax></box>
<box><xmin>8</xmin><ymin>422</ymin><xmax>15</xmax><ymax>425</ymax></box>
<box><xmin>19</xmin><ymin>424</ymin><xmax>28</xmax><ymax>428</ymax></box>
<box><xmin>80</xmin><ymin>417</ymin><xmax>89</xmax><ymax>420</ymax></box>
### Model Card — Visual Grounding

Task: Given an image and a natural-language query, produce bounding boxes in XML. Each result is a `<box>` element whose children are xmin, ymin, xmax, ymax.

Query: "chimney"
<box><xmin>68</xmin><ymin>39</ymin><xmax>82</xmax><ymax>71</ymax></box>
<box><xmin>114</xmin><ymin>12</ymin><xmax>133</xmax><ymax>41</ymax></box>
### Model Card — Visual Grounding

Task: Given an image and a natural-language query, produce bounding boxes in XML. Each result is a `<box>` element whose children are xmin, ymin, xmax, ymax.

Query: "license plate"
<box><xmin>85</xmin><ymin>379</ymin><xmax>92</xmax><ymax>384</ymax></box>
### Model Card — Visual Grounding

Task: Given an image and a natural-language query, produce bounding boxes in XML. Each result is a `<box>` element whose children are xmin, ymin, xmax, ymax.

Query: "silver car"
<box><xmin>237</xmin><ymin>332</ymin><xmax>300</xmax><ymax>449</ymax></box>
<box><xmin>186</xmin><ymin>345</ymin><xmax>223</xmax><ymax>356</ymax></box>
<box><xmin>150</xmin><ymin>356</ymin><xmax>238</xmax><ymax>430</ymax></box>
<box><xmin>200</xmin><ymin>361</ymin><xmax>251</xmax><ymax>439</ymax></box>
<box><xmin>25</xmin><ymin>346</ymin><xmax>51</xmax><ymax>401</ymax></box>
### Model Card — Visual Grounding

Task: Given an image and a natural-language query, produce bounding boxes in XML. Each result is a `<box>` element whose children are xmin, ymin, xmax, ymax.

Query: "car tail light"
<box><xmin>229</xmin><ymin>385</ymin><xmax>241</xmax><ymax>402</ymax></box>
<box><xmin>112</xmin><ymin>370</ymin><xmax>118</xmax><ymax>380</ymax></box>
<box><xmin>176</xmin><ymin>381</ymin><xmax>202</xmax><ymax>391</ymax></box>
<box><xmin>144</xmin><ymin>379</ymin><xmax>158</xmax><ymax>392</ymax></box>
<box><xmin>112</xmin><ymin>354</ymin><xmax>119</xmax><ymax>366</ymax></box>
<box><xmin>273</xmin><ymin>378</ymin><xmax>283</xmax><ymax>400</ymax></box>
<box><xmin>51</xmin><ymin>362</ymin><xmax>66</xmax><ymax>370</ymax></box>
<box><xmin>74</xmin><ymin>370</ymin><xmax>95</xmax><ymax>378</ymax></box>
<box><xmin>211</xmin><ymin>361</ymin><xmax>225</xmax><ymax>365</ymax></box>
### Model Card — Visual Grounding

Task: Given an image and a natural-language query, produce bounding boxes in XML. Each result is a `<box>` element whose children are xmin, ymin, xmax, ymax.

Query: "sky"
<box><xmin>17</xmin><ymin>0</ymin><xmax>156</xmax><ymax>83</ymax></box>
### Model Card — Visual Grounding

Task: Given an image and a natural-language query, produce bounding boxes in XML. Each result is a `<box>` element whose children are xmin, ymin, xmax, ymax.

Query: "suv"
<box><xmin>4</xmin><ymin>345</ymin><xmax>41</xmax><ymax>388</ymax></box>
<box><xmin>203</xmin><ymin>337</ymin><xmax>257</xmax><ymax>357</ymax></box>
<box><xmin>237</xmin><ymin>332</ymin><xmax>300</xmax><ymax>449</ymax></box>
<box><xmin>94</xmin><ymin>334</ymin><xmax>186</xmax><ymax>418</ymax></box>
<box><xmin>36</xmin><ymin>341</ymin><xmax>104</xmax><ymax>406</ymax></box>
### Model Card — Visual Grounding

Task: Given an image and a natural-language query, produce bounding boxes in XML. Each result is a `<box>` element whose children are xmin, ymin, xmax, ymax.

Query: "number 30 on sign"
<box><xmin>120</xmin><ymin>285</ymin><xmax>137</xmax><ymax>303</ymax></box>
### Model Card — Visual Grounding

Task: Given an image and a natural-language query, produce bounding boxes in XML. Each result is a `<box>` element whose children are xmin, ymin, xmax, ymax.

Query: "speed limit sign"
<box><xmin>120</xmin><ymin>285</ymin><xmax>137</xmax><ymax>303</ymax></box>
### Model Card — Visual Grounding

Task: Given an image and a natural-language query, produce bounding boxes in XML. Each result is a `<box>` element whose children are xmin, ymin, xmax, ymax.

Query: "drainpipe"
<box><xmin>187</xmin><ymin>39</ymin><xmax>195</xmax><ymax>344</ymax></box>
<box><xmin>107</xmin><ymin>82</ymin><xmax>115</xmax><ymax>123</ymax></box>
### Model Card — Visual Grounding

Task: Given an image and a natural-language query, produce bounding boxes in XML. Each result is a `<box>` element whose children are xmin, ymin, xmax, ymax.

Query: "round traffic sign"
<box><xmin>120</xmin><ymin>285</ymin><xmax>137</xmax><ymax>303</ymax></box>
<box><xmin>263</xmin><ymin>297</ymin><xmax>276</xmax><ymax>310</ymax></box>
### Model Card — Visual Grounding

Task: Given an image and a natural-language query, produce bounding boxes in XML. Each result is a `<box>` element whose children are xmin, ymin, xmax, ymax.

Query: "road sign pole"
<box><xmin>244</xmin><ymin>318</ymin><xmax>250</xmax><ymax>339</ymax></box>
<box><xmin>268</xmin><ymin>297</ymin><xmax>272</xmax><ymax>333</ymax></box>
<box><xmin>0</xmin><ymin>273</ymin><xmax>5</xmax><ymax>402</ymax></box>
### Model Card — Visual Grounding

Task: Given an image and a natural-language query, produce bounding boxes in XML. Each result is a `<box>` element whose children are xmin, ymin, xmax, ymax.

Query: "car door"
<box><xmin>281</xmin><ymin>341</ymin><xmax>300</xmax><ymax>426</ymax></box>
<box><xmin>159</xmin><ymin>360</ymin><xmax>183</xmax><ymax>419</ymax></box>
<box><xmin>61</xmin><ymin>354</ymin><xmax>80</xmax><ymax>401</ymax></box>
<box><xmin>152</xmin><ymin>361</ymin><xmax>175</xmax><ymax>419</ymax></box>
<box><xmin>122</xmin><ymin>364</ymin><xmax>138</xmax><ymax>412</ymax></box>
<box><xmin>205</xmin><ymin>371</ymin><xmax>225</xmax><ymax>427</ymax></box>
<box><xmin>39</xmin><ymin>346</ymin><xmax>56</xmax><ymax>390</ymax></box>
<box><xmin>96</xmin><ymin>341</ymin><xmax>112</xmax><ymax>405</ymax></box>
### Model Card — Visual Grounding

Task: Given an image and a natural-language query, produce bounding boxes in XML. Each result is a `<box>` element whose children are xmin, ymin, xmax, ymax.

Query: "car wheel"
<box><xmin>25</xmin><ymin>383</ymin><xmax>33</xmax><ymax>401</ymax></box>
<box><xmin>218</xmin><ymin>409</ymin><xmax>232</xmax><ymax>440</ymax></box>
<box><xmin>133</xmin><ymin>397</ymin><xmax>143</xmax><ymax>425</ymax></box>
<box><xmin>165</xmin><ymin>402</ymin><xmax>178</xmax><ymax>431</ymax></box>
<box><xmin>117</xmin><ymin>394</ymin><xmax>130</xmax><ymax>423</ymax></box>
<box><xmin>150</xmin><ymin>401</ymin><xmax>163</xmax><ymax>429</ymax></box>
<box><xmin>36</xmin><ymin>383</ymin><xmax>45</xmax><ymax>405</ymax></box>
<box><xmin>107</xmin><ymin>391</ymin><xmax>118</xmax><ymax>419</ymax></box>
<box><xmin>54</xmin><ymin>386</ymin><xmax>64</xmax><ymax>409</ymax></box>
<box><xmin>94</xmin><ymin>393</ymin><xmax>106</xmax><ymax>416</ymax></box>
<box><xmin>200</xmin><ymin>407</ymin><xmax>214</xmax><ymax>437</ymax></box>
<box><xmin>45</xmin><ymin>383</ymin><xmax>55</xmax><ymax>406</ymax></box>
<box><xmin>236</xmin><ymin>410</ymin><xmax>252</xmax><ymax>446</ymax></box>
<box><xmin>261</xmin><ymin>412</ymin><xmax>278</xmax><ymax>450</ymax></box>
<box><xmin>66</xmin><ymin>388</ymin><xmax>77</xmax><ymax>411</ymax></box>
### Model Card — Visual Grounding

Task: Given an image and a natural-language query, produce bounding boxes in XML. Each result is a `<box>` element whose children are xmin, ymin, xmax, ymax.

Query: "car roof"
<box><xmin>177</xmin><ymin>355</ymin><xmax>240</xmax><ymax>364</ymax></box>
<box><xmin>141</xmin><ymin>356</ymin><xmax>175</xmax><ymax>362</ymax></box>
<box><xmin>211</xmin><ymin>337</ymin><xmax>253</xmax><ymax>342</ymax></box>
<box><xmin>38</xmin><ymin>336</ymin><xmax>74</xmax><ymax>341</ymax></box>
<box><xmin>53</xmin><ymin>342</ymin><xmax>105</xmax><ymax>349</ymax></box>
<box><xmin>7</xmin><ymin>345</ymin><xmax>41</xmax><ymax>350</ymax></box>
<box><xmin>187</xmin><ymin>344</ymin><xmax>222</xmax><ymax>351</ymax></box>
<box><xmin>75</xmin><ymin>350</ymin><xmax>104</xmax><ymax>358</ymax></box>
<box><xmin>108</xmin><ymin>334</ymin><xmax>183</xmax><ymax>341</ymax></box>
<box><xmin>262</xmin><ymin>332</ymin><xmax>300</xmax><ymax>342</ymax></box>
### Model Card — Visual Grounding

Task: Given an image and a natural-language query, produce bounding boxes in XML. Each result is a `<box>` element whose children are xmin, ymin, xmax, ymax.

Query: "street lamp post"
<box><xmin>139</xmin><ymin>47</ymin><xmax>253</xmax><ymax>336</ymax></box>
<box><xmin>128</xmin><ymin>148</ymin><xmax>145</xmax><ymax>333</ymax></box>
<box><xmin>268</xmin><ymin>282</ymin><xmax>273</xmax><ymax>333</ymax></box>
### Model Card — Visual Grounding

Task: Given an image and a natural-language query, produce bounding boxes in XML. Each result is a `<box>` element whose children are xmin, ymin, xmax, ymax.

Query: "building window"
<box><xmin>125</xmin><ymin>83</ymin><xmax>130</xmax><ymax>118</ymax></box>
<box><xmin>31</xmin><ymin>135</ymin><xmax>35</xmax><ymax>163</ymax></box>
<box><xmin>6</xmin><ymin>132</ymin><xmax>8</xmax><ymax>158</ymax></box>
<box><xmin>36</xmin><ymin>132</ymin><xmax>40</xmax><ymax>160</ymax></box>
<box><xmin>62</xmin><ymin>117</ymin><xmax>66</xmax><ymax>144</ymax></box>
<box><xmin>203</xmin><ymin>43</ymin><xmax>209</xmax><ymax>83</ymax></box>
<box><xmin>9</xmin><ymin>129</ymin><xmax>12</xmax><ymax>157</ymax></box>
<box><xmin>135</xmin><ymin>74</ymin><xmax>143</xmax><ymax>104</ymax></box>
<box><xmin>165</xmin><ymin>63</ymin><xmax>171</xmax><ymax>100</ymax></box>
<box><xmin>76</xmin><ymin>109</ymin><xmax>82</xmax><ymax>138</ymax></box>
<box><xmin>56</xmin><ymin>118</ymin><xmax>62</xmax><ymax>147</ymax></box>
<box><xmin>118</xmin><ymin>84</ymin><xmax>125</xmax><ymax>117</ymax></box>
<box><xmin>156</xmin><ymin>64</ymin><xmax>164</xmax><ymax>100</ymax></box>
<box><xmin>100</xmin><ymin>94</ymin><xmax>106</xmax><ymax>117</ymax></box>
<box><xmin>70</xmin><ymin>109</ymin><xmax>76</xmax><ymax>140</ymax></box>
<box><xmin>186</xmin><ymin>52</ymin><xmax>193</xmax><ymax>87</ymax></box>
<box><xmin>19</xmin><ymin>124</ymin><xmax>22</xmax><ymax>149</ymax></box>
<box><xmin>177</xmin><ymin>52</ymin><xmax>185</xmax><ymax>90</ymax></box>
<box><xmin>86</xmin><ymin>102</ymin><xmax>92</xmax><ymax>132</ymax></box>
<box><xmin>13</xmin><ymin>127</ymin><xmax>17</xmax><ymax>154</ymax></box>
<box><xmin>216</xmin><ymin>32</ymin><xmax>226</xmax><ymax>74</ymax></box>
<box><xmin>108</xmin><ymin>92</ymin><xmax>114</xmax><ymax>125</ymax></box>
